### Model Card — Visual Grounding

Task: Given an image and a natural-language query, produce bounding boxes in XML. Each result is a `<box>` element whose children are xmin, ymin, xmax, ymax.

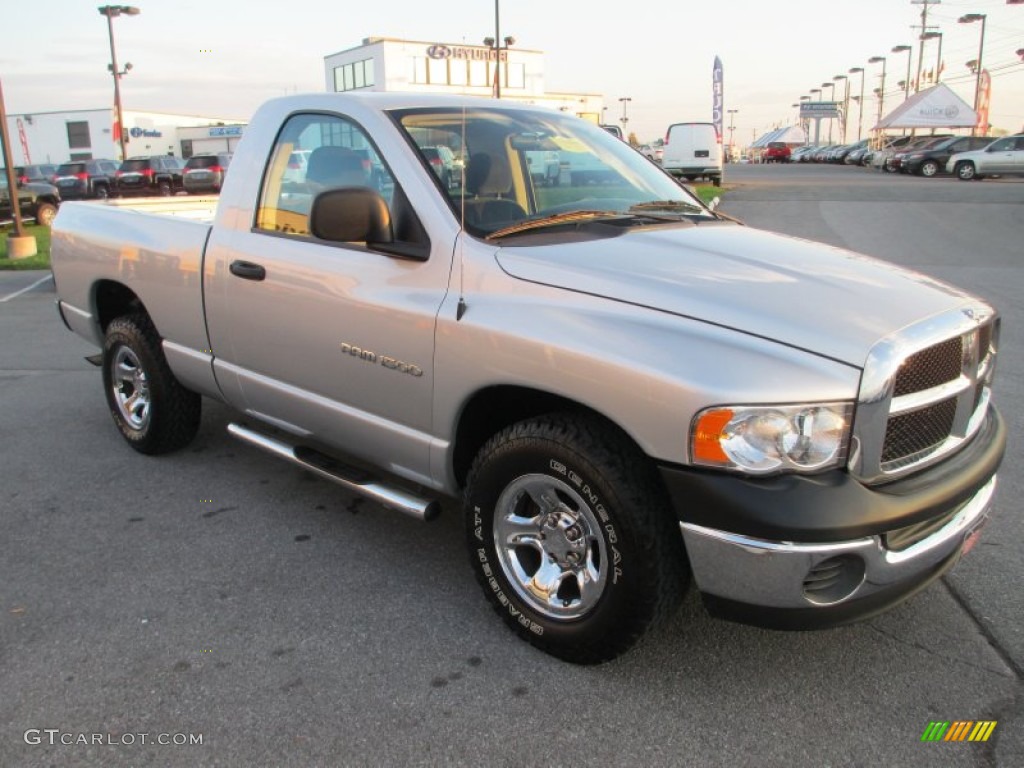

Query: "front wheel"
<box><xmin>465</xmin><ymin>415</ymin><xmax>688</xmax><ymax>664</ymax></box>
<box><xmin>157</xmin><ymin>180</ymin><xmax>172</xmax><ymax>196</ymax></box>
<box><xmin>920</xmin><ymin>160</ymin><xmax>939</xmax><ymax>177</ymax></box>
<box><xmin>955</xmin><ymin>161</ymin><xmax>976</xmax><ymax>181</ymax></box>
<box><xmin>102</xmin><ymin>314</ymin><xmax>201</xmax><ymax>454</ymax></box>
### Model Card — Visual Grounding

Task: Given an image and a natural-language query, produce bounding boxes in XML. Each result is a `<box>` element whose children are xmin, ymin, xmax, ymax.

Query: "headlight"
<box><xmin>691</xmin><ymin>403</ymin><xmax>852</xmax><ymax>474</ymax></box>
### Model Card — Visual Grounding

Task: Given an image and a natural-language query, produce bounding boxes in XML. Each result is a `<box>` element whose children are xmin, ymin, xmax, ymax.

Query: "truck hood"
<box><xmin>495</xmin><ymin>224</ymin><xmax>976</xmax><ymax>367</ymax></box>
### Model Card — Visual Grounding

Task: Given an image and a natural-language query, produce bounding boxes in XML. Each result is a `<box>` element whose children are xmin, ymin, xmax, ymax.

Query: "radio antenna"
<box><xmin>456</xmin><ymin>103</ymin><xmax>468</xmax><ymax>321</ymax></box>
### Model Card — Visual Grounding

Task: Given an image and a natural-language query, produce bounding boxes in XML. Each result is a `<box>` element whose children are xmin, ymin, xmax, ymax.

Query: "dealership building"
<box><xmin>3</xmin><ymin>108</ymin><xmax>246</xmax><ymax>166</ymax></box>
<box><xmin>323</xmin><ymin>37</ymin><xmax>604</xmax><ymax>120</ymax></box>
<box><xmin>6</xmin><ymin>37</ymin><xmax>602</xmax><ymax>167</ymax></box>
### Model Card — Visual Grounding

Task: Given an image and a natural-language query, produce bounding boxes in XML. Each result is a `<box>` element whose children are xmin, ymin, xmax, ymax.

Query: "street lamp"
<box><xmin>834</xmin><ymin>74</ymin><xmax>849</xmax><ymax>142</ymax></box>
<box><xmin>98</xmin><ymin>5</ymin><xmax>140</xmax><ymax>162</ymax></box>
<box><xmin>849</xmin><ymin>66</ymin><xmax>865</xmax><ymax>141</ymax></box>
<box><xmin>482</xmin><ymin>0</ymin><xmax>513</xmax><ymax>98</ymax></box>
<box><xmin>820</xmin><ymin>83</ymin><xmax>835</xmax><ymax>141</ymax></box>
<box><xmin>810</xmin><ymin>88</ymin><xmax>821</xmax><ymax>100</ymax></box>
<box><xmin>618</xmin><ymin>97</ymin><xmax>632</xmax><ymax>132</ymax></box>
<box><xmin>868</xmin><ymin>56</ymin><xmax>887</xmax><ymax>125</ymax></box>
<box><xmin>959</xmin><ymin>13</ymin><xmax>987</xmax><ymax>134</ymax></box>
<box><xmin>727</xmin><ymin>108</ymin><xmax>739</xmax><ymax>157</ymax></box>
<box><xmin>892</xmin><ymin>45</ymin><xmax>913</xmax><ymax>99</ymax></box>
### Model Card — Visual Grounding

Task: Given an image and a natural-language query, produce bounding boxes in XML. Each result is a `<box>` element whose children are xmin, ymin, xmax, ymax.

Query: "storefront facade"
<box><xmin>4</xmin><ymin>109</ymin><xmax>243</xmax><ymax>165</ymax></box>
<box><xmin>324</xmin><ymin>37</ymin><xmax>603</xmax><ymax>121</ymax></box>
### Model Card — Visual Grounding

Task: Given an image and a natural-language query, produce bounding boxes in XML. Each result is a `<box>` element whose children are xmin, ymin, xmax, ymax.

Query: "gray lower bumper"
<box><xmin>681</xmin><ymin>476</ymin><xmax>996</xmax><ymax>610</ymax></box>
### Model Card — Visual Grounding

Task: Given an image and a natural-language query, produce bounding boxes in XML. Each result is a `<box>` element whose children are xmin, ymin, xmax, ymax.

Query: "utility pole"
<box><xmin>911</xmin><ymin>0</ymin><xmax>940</xmax><ymax>93</ymax></box>
<box><xmin>0</xmin><ymin>78</ymin><xmax>37</xmax><ymax>258</ymax></box>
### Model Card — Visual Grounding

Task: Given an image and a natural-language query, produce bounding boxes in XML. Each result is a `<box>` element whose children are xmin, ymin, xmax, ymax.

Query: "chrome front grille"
<box><xmin>892</xmin><ymin>336</ymin><xmax>962</xmax><ymax>396</ymax></box>
<box><xmin>881</xmin><ymin>398</ymin><xmax>958</xmax><ymax>464</ymax></box>
<box><xmin>850</xmin><ymin>305</ymin><xmax>999</xmax><ymax>484</ymax></box>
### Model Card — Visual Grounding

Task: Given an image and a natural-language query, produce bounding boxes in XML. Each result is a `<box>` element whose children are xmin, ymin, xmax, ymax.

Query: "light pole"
<box><xmin>892</xmin><ymin>45</ymin><xmax>913</xmax><ymax>99</ymax></box>
<box><xmin>98</xmin><ymin>5</ymin><xmax>140</xmax><ymax>162</ymax></box>
<box><xmin>727</xmin><ymin>108</ymin><xmax>738</xmax><ymax>158</ymax></box>
<box><xmin>482</xmin><ymin>0</ymin><xmax>513</xmax><ymax>98</ymax></box>
<box><xmin>820</xmin><ymin>82</ymin><xmax>836</xmax><ymax>141</ymax></box>
<box><xmin>868</xmin><ymin>56</ymin><xmax>887</xmax><ymax>125</ymax></box>
<box><xmin>849</xmin><ymin>66</ymin><xmax>865</xmax><ymax>141</ymax></box>
<box><xmin>618</xmin><ymin>97</ymin><xmax>632</xmax><ymax>134</ymax></box>
<box><xmin>921</xmin><ymin>32</ymin><xmax>943</xmax><ymax>83</ymax></box>
<box><xmin>959</xmin><ymin>13</ymin><xmax>987</xmax><ymax>134</ymax></box>
<box><xmin>834</xmin><ymin>75</ymin><xmax>849</xmax><ymax>142</ymax></box>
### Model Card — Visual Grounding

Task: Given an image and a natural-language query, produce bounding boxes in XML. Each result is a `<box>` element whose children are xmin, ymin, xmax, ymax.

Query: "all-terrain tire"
<box><xmin>464</xmin><ymin>414</ymin><xmax>689</xmax><ymax>664</ymax></box>
<box><xmin>102</xmin><ymin>314</ymin><xmax>201</xmax><ymax>454</ymax></box>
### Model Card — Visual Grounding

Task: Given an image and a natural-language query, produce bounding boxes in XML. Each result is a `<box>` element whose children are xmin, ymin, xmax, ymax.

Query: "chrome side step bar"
<box><xmin>227</xmin><ymin>422</ymin><xmax>440</xmax><ymax>522</ymax></box>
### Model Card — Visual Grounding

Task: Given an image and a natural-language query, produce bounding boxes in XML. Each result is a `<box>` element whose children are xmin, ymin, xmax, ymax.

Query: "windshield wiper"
<box><xmin>628</xmin><ymin>200</ymin><xmax>706</xmax><ymax>215</ymax></box>
<box><xmin>485</xmin><ymin>210</ymin><xmax>627</xmax><ymax>239</ymax></box>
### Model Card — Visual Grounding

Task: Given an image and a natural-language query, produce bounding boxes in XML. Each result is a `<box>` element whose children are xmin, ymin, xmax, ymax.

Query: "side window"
<box><xmin>255</xmin><ymin>112</ymin><xmax>395</xmax><ymax>239</ymax></box>
<box><xmin>988</xmin><ymin>138</ymin><xmax>1013</xmax><ymax>152</ymax></box>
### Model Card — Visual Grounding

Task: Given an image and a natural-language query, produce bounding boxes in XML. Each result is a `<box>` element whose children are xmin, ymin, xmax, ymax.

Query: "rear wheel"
<box><xmin>465</xmin><ymin>415</ymin><xmax>688</xmax><ymax>664</ymax></box>
<box><xmin>955</xmin><ymin>161</ymin><xmax>976</xmax><ymax>181</ymax></box>
<box><xmin>157</xmin><ymin>180</ymin><xmax>172</xmax><ymax>196</ymax></box>
<box><xmin>95</xmin><ymin>185</ymin><xmax>110</xmax><ymax>200</ymax></box>
<box><xmin>102</xmin><ymin>314</ymin><xmax>201</xmax><ymax>454</ymax></box>
<box><xmin>920</xmin><ymin>160</ymin><xmax>939</xmax><ymax>177</ymax></box>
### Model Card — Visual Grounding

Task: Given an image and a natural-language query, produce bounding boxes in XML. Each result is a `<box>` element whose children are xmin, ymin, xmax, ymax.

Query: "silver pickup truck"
<box><xmin>51</xmin><ymin>93</ymin><xmax>1005</xmax><ymax>664</ymax></box>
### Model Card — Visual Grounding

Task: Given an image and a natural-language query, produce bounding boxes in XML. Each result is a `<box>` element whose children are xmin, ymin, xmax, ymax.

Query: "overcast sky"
<box><xmin>3</xmin><ymin>0</ymin><xmax>1022</xmax><ymax>143</ymax></box>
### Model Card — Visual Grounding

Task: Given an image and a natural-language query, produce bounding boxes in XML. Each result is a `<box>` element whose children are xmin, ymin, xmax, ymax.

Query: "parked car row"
<box><xmin>786</xmin><ymin>133</ymin><xmax>1024</xmax><ymax>181</ymax></box>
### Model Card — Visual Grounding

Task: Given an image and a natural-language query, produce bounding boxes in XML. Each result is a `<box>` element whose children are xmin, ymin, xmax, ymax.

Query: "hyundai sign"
<box><xmin>799</xmin><ymin>101</ymin><xmax>841</xmax><ymax>119</ymax></box>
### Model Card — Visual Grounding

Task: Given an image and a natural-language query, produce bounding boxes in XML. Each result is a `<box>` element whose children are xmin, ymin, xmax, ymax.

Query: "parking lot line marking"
<box><xmin>0</xmin><ymin>274</ymin><xmax>53</xmax><ymax>303</ymax></box>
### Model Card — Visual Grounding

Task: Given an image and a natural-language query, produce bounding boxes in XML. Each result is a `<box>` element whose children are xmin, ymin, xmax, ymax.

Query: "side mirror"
<box><xmin>708</xmin><ymin>196</ymin><xmax>721</xmax><ymax>211</ymax></box>
<box><xmin>310</xmin><ymin>188</ymin><xmax>392</xmax><ymax>244</ymax></box>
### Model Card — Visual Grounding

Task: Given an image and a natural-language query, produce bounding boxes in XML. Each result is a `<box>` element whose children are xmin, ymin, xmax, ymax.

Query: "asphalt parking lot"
<box><xmin>1</xmin><ymin>163</ymin><xmax>1022</xmax><ymax>767</ymax></box>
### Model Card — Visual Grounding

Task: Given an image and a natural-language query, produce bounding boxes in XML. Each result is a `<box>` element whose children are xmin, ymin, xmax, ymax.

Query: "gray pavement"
<box><xmin>1</xmin><ymin>164</ymin><xmax>1021</xmax><ymax>766</ymax></box>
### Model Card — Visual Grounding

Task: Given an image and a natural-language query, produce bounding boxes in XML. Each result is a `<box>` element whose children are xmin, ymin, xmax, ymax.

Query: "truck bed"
<box><xmin>51</xmin><ymin>199</ymin><xmax>214</xmax><ymax>361</ymax></box>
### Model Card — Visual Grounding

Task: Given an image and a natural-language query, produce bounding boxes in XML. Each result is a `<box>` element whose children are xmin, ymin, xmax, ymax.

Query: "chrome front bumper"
<box><xmin>681</xmin><ymin>476</ymin><xmax>996</xmax><ymax>611</ymax></box>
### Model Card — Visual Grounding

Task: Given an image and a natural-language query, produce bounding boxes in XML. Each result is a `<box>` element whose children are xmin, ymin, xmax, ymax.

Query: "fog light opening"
<box><xmin>802</xmin><ymin>554</ymin><xmax>866</xmax><ymax>605</ymax></box>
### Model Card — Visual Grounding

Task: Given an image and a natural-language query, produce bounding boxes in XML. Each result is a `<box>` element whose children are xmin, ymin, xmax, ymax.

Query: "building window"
<box><xmin>67</xmin><ymin>121</ymin><xmax>91</xmax><ymax>149</ymax></box>
<box><xmin>427</xmin><ymin>57</ymin><xmax>447</xmax><ymax>85</ymax></box>
<box><xmin>449</xmin><ymin>59</ymin><xmax>468</xmax><ymax>86</ymax></box>
<box><xmin>507</xmin><ymin>63</ymin><xmax>525</xmax><ymax>89</ymax></box>
<box><xmin>469</xmin><ymin>59</ymin><xmax>488</xmax><ymax>87</ymax></box>
<box><xmin>413</xmin><ymin>58</ymin><xmax>428</xmax><ymax>84</ymax></box>
<box><xmin>180</xmin><ymin>139</ymin><xmax>193</xmax><ymax>159</ymax></box>
<box><xmin>333</xmin><ymin>59</ymin><xmax>375</xmax><ymax>92</ymax></box>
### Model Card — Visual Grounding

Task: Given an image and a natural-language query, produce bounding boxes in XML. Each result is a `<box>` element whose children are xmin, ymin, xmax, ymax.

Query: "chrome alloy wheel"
<box><xmin>493</xmin><ymin>474</ymin><xmax>609</xmax><ymax>620</ymax></box>
<box><xmin>111</xmin><ymin>345</ymin><xmax>151</xmax><ymax>430</ymax></box>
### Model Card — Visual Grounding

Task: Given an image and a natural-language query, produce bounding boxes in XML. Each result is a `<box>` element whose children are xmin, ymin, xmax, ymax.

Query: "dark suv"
<box><xmin>1</xmin><ymin>175</ymin><xmax>60</xmax><ymax>226</ymax></box>
<box><xmin>116</xmin><ymin>156</ymin><xmax>184</xmax><ymax>196</ymax></box>
<box><xmin>182</xmin><ymin>153</ymin><xmax>232</xmax><ymax>194</ymax></box>
<box><xmin>53</xmin><ymin>159</ymin><xmax>119</xmax><ymax>200</ymax></box>
<box><xmin>14</xmin><ymin>164</ymin><xmax>58</xmax><ymax>185</ymax></box>
<box><xmin>901</xmin><ymin>135</ymin><xmax>995</xmax><ymax>177</ymax></box>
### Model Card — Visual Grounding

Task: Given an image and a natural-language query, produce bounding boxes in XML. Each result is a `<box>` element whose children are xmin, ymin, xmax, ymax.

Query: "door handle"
<box><xmin>229</xmin><ymin>260</ymin><xmax>266</xmax><ymax>281</ymax></box>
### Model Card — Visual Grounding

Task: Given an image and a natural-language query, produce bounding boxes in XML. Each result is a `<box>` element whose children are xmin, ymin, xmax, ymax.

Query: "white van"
<box><xmin>662</xmin><ymin>122</ymin><xmax>722</xmax><ymax>186</ymax></box>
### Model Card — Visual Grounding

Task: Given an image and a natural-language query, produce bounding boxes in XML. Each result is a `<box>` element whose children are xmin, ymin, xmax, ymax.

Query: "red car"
<box><xmin>763</xmin><ymin>142</ymin><xmax>791</xmax><ymax>163</ymax></box>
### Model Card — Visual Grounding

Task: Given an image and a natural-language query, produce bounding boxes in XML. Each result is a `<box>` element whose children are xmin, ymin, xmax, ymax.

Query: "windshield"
<box><xmin>390</xmin><ymin>106</ymin><xmax>713</xmax><ymax>238</ymax></box>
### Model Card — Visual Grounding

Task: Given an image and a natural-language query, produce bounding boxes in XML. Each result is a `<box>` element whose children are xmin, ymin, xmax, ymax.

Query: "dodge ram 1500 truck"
<box><xmin>50</xmin><ymin>93</ymin><xmax>1005</xmax><ymax>664</ymax></box>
